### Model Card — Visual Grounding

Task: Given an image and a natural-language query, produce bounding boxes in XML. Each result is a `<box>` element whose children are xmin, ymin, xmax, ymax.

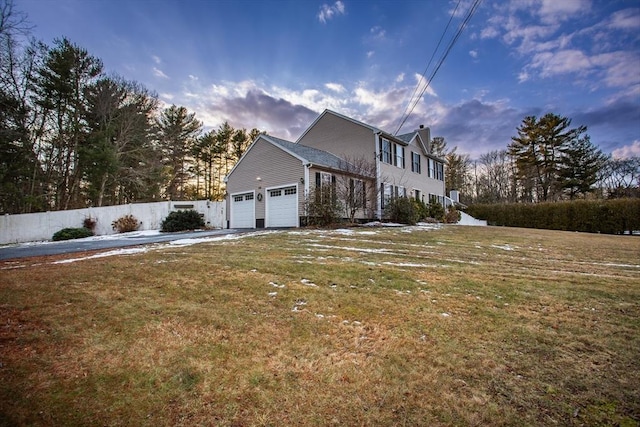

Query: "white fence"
<box><xmin>0</xmin><ymin>200</ymin><xmax>225</xmax><ymax>244</ymax></box>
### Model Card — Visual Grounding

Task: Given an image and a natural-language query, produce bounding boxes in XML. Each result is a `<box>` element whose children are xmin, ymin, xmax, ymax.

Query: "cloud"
<box><xmin>325</xmin><ymin>82</ymin><xmax>346</xmax><ymax>93</ymax></box>
<box><xmin>481</xmin><ymin>0</ymin><xmax>639</xmax><ymax>93</ymax></box>
<box><xmin>469</xmin><ymin>49</ymin><xmax>478</xmax><ymax>58</ymax></box>
<box><xmin>366</xmin><ymin>50</ymin><xmax>375</xmax><ymax>58</ymax></box>
<box><xmin>318</xmin><ymin>1</ymin><xmax>345</xmax><ymax>24</ymax></box>
<box><xmin>537</xmin><ymin>0</ymin><xmax>591</xmax><ymax>24</ymax></box>
<box><xmin>152</xmin><ymin>55</ymin><xmax>161</xmax><ymax>64</ymax></box>
<box><xmin>612</xmin><ymin>140</ymin><xmax>640</xmax><ymax>159</ymax></box>
<box><xmin>153</xmin><ymin>67</ymin><xmax>169</xmax><ymax>79</ymax></box>
<box><xmin>370</xmin><ymin>26</ymin><xmax>386</xmax><ymax>39</ymax></box>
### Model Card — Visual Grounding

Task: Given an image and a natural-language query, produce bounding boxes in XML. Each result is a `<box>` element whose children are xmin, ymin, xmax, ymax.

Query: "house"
<box><xmin>224</xmin><ymin>109</ymin><xmax>446</xmax><ymax>228</ymax></box>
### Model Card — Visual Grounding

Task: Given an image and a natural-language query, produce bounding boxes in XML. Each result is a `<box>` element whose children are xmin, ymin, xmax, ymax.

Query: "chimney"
<box><xmin>419</xmin><ymin>124</ymin><xmax>424</xmax><ymax>129</ymax></box>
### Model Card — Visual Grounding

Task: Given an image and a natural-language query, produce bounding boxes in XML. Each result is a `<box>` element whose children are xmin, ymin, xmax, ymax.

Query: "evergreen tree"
<box><xmin>509</xmin><ymin>113</ymin><xmax>586</xmax><ymax>202</ymax></box>
<box><xmin>559</xmin><ymin>135</ymin><xmax>606</xmax><ymax>199</ymax></box>
<box><xmin>33</xmin><ymin>37</ymin><xmax>103</xmax><ymax>209</ymax></box>
<box><xmin>156</xmin><ymin>105</ymin><xmax>202</xmax><ymax>200</ymax></box>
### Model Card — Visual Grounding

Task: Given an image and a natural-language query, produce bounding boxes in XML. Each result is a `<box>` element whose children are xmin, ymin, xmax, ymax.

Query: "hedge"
<box><xmin>465</xmin><ymin>199</ymin><xmax>640</xmax><ymax>234</ymax></box>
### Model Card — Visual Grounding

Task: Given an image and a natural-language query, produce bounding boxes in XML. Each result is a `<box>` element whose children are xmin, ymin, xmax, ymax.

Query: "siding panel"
<box><xmin>226</xmin><ymin>137</ymin><xmax>304</xmax><ymax>225</ymax></box>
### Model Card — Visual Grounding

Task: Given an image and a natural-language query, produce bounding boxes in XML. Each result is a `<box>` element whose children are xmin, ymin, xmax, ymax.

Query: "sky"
<box><xmin>15</xmin><ymin>0</ymin><xmax>640</xmax><ymax>159</ymax></box>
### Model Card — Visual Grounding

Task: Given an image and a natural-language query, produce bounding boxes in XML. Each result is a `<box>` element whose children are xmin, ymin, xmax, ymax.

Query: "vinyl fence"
<box><xmin>0</xmin><ymin>201</ymin><xmax>225</xmax><ymax>245</ymax></box>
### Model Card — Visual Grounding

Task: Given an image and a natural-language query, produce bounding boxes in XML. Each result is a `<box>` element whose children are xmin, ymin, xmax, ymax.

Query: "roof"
<box><xmin>265</xmin><ymin>135</ymin><xmax>349</xmax><ymax>171</ymax></box>
<box><xmin>296</xmin><ymin>109</ymin><xmax>408</xmax><ymax>144</ymax></box>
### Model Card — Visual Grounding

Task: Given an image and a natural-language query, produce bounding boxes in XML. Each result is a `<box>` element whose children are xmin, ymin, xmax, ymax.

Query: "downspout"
<box><xmin>303</xmin><ymin>162</ymin><xmax>312</xmax><ymax>223</ymax></box>
<box><xmin>374</xmin><ymin>131</ymin><xmax>382</xmax><ymax>219</ymax></box>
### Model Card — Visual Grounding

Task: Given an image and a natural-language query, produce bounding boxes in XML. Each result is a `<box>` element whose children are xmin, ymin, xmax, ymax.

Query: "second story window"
<box><xmin>411</xmin><ymin>152</ymin><xmax>421</xmax><ymax>173</ymax></box>
<box><xmin>436</xmin><ymin>162</ymin><xmax>444</xmax><ymax>181</ymax></box>
<box><xmin>380</xmin><ymin>138</ymin><xmax>392</xmax><ymax>164</ymax></box>
<box><xmin>394</xmin><ymin>144</ymin><xmax>405</xmax><ymax>169</ymax></box>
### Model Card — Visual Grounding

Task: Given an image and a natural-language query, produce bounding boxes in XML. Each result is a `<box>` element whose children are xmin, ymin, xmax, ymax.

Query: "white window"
<box><xmin>245</xmin><ymin>193</ymin><xmax>254</xmax><ymax>200</ymax></box>
<box><xmin>411</xmin><ymin>152</ymin><xmax>421</xmax><ymax>173</ymax></box>
<box><xmin>395</xmin><ymin>186</ymin><xmax>406</xmax><ymax>198</ymax></box>
<box><xmin>284</xmin><ymin>186</ymin><xmax>297</xmax><ymax>195</ymax></box>
<box><xmin>381</xmin><ymin>183</ymin><xmax>393</xmax><ymax>208</ymax></box>
<box><xmin>428</xmin><ymin>159</ymin><xmax>435</xmax><ymax>178</ymax></box>
<box><xmin>380</xmin><ymin>138</ymin><xmax>392</xmax><ymax>164</ymax></box>
<box><xmin>436</xmin><ymin>162</ymin><xmax>444</xmax><ymax>181</ymax></box>
<box><xmin>269</xmin><ymin>189</ymin><xmax>282</xmax><ymax>197</ymax></box>
<box><xmin>395</xmin><ymin>144</ymin><xmax>405</xmax><ymax>169</ymax></box>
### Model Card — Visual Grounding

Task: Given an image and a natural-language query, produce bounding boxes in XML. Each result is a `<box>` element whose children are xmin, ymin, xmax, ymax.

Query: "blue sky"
<box><xmin>16</xmin><ymin>0</ymin><xmax>640</xmax><ymax>158</ymax></box>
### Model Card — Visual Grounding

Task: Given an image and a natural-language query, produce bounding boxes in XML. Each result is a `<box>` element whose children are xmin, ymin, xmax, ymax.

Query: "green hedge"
<box><xmin>52</xmin><ymin>227</ymin><xmax>94</xmax><ymax>241</ymax></box>
<box><xmin>466</xmin><ymin>199</ymin><xmax>640</xmax><ymax>234</ymax></box>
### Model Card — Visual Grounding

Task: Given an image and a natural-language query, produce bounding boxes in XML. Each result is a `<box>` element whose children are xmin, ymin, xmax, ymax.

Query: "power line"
<box><xmin>393</xmin><ymin>0</ymin><xmax>483</xmax><ymax>136</ymax></box>
<box><xmin>393</xmin><ymin>0</ymin><xmax>461</xmax><ymax>136</ymax></box>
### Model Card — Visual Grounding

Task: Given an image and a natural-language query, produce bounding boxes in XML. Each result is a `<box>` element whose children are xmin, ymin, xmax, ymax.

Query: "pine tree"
<box><xmin>559</xmin><ymin>135</ymin><xmax>606</xmax><ymax>199</ymax></box>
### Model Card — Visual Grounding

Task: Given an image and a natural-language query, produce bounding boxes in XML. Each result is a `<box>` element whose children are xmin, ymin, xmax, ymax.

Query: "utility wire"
<box><xmin>393</xmin><ymin>0</ymin><xmax>483</xmax><ymax>136</ymax></box>
<box><xmin>393</xmin><ymin>0</ymin><xmax>461</xmax><ymax>136</ymax></box>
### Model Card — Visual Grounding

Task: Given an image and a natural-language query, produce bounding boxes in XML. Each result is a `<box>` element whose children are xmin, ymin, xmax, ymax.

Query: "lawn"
<box><xmin>1</xmin><ymin>225</ymin><xmax>639</xmax><ymax>426</ymax></box>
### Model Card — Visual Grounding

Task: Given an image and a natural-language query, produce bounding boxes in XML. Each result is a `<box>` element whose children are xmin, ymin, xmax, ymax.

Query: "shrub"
<box><xmin>445</xmin><ymin>206</ymin><xmax>461</xmax><ymax>224</ymax></box>
<box><xmin>305</xmin><ymin>188</ymin><xmax>343</xmax><ymax>227</ymax></box>
<box><xmin>412</xmin><ymin>199</ymin><xmax>430</xmax><ymax>222</ymax></box>
<box><xmin>384</xmin><ymin>197</ymin><xmax>418</xmax><ymax>225</ymax></box>
<box><xmin>112</xmin><ymin>214</ymin><xmax>140</xmax><ymax>233</ymax></box>
<box><xmin>465</xmin><ymin>198</ymin><xmax>640</xmax><ymax>234</ymax></box>
<box><xmin>427</xmin><ymin>202</ymin><xmax>445</xmax><ymax>221</ymax></box>
<box><xmin>161</xmin><ymin>210</ymin><xmax>205</xmax><ymax>232</ymax></box>
<box><xmin>83</xmin><ymin>217</ymin><xmax>97</xmax><ymax>231</ymax></box>
<box><xmin>52</xmin><ymin>227</ymin><xmax>94</xmax><ymax>241</ymax></box>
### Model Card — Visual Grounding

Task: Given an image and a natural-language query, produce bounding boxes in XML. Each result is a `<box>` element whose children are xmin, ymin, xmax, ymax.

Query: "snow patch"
<box><xmin>52</xmin><ymin>247</ymin><xmax>148</xmax><ymax>264</ymax></box>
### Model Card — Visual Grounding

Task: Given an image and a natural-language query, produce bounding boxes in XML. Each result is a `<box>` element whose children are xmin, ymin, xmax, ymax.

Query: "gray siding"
<box><xmin>307</xmin><ymin>166</ymin><xmax>377</xmax><ymax>221</ymax></box>
<box><xmin>226</xmin><ymin>136</ymin><xmax>304</xmax><ymax>225</ymax></box>
<box><xmin>298</xmin><ymin>113</ymin><xmax>376</xmax><ymax>161</ymax></box>
<box><xmin>379</xmin><ymin>135</ymin><xmax>445</xmax><ymax>204</ymax></box>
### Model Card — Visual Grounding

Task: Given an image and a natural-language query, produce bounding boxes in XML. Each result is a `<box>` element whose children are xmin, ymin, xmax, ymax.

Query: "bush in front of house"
<box><xmin>161</xmin><ymin>210</ymin><xmax>205</xmax><ymax>232</ymax></box>
<box><xmin>384</xmin><ymin>197</ymin><xmax>418</xmax><ymax>225</ymax></box>
<box><xmin>52</xmin><ymin>227</ymin><xmax>94</xmax><ymax>241</ymax></box>
<box><xmin>112</xmin><ymin>214</ymin><xmax>140</xmax><ymax>233</ymax></box>
<box><xmin>444</xmin><ymin>206</ymin><xmax>461</xmax><ymax>224</ymax></box>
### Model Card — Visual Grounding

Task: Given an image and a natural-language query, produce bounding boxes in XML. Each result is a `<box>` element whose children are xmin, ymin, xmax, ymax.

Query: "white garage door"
<box><xmin>230</xmin><ymin>192</ymin><xmax>255</xmax><ymax>228</ymax></box>
<box><xmin>266</xmin><ymin>185</ymin><xmax>298</xmax><ymax>227</ymax></box>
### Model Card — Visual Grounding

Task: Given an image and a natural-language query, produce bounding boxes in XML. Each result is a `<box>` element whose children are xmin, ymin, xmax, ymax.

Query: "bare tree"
<box><xmin>335</xmin><ymin>156</ymin><xmax>377</xmax><ymax>222</ymax></box>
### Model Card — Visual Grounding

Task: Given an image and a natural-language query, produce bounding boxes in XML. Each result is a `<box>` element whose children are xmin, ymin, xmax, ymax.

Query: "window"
<box><xmin>411</xmin><ymin>152</ymin><xmax>421</xmax><ymax>173</ymax></box>
<box><xmin>436</xmin><ymin>162</ymin><xmax>444</xmax><ymax>181</ymax></box>
<box><xmin>380</xmin><ymin>138</ymin><xmax>392</xmax><ymax>164</ymax></box>
<box><xmin>349</xmin><ymin>179</ymin><xmax>366</xmax><ymax>209</ymax></box>
<box><xmin>395</xmin><ymin>186</ymin><xmax>406</xmax><ymax>198</ymax></box>
<box><xmin>233</xmin><ymin>195</ymin><xmax>243</xmax><ymax>202</ymax></box>
<box><xmin>245</xmin><ymin>193</ymin><xmax>254</xmax><ymax>200</ymax></box>
<box><xmin>269</xmin><ymin>189</ymin><xmax>282</xmax><ymax>197</ymax></box>
<box><xmin>428</xmin><ymin>158</ymin><xmax>435</xmax><ymax>178</ymax></box>
<box><xmin>414</xmin><ymin>189</ymin><xmax>421</xmax><ymax>201</ymax></box>
<box><xmin>381</xmin><ymin>183</ymin><xmax>393</xmax><ymax>208</ymax></box>
<box><xmin>284</xmin><ymin>187</ymin><xmax>297</xmax><ymax>195</ymax></box>
<box><xmin>395</xmin><ymin>144</ymin><xmax>405</xmax><ymax>168</ymax></box>
<box><xmin>315</xmin><ymin>172</ymin><xmax>336</xmax><ymax>200</ymax></box>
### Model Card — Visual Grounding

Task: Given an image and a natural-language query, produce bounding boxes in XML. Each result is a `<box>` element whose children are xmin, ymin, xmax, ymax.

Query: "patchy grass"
<box><xmin>1</xmin><ymin>225</ymin><xmax>639</xmax><ymax>426</ymax></box>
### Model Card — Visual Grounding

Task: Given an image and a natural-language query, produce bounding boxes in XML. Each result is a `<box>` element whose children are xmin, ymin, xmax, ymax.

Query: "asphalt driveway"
<box><xmin>0</xmin><ymin>229</ymin><xmax>248</xmax><ymax>261</ymax></box>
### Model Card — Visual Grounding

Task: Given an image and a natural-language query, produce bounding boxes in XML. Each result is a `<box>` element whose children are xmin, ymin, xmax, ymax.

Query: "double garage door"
<box><xmin>230</xmin><ymin>185</ymin><xmax>298</xmax><ymax>228</ymax></box>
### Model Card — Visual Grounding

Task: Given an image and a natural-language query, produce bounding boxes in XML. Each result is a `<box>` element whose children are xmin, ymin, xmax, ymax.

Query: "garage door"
<box><xmin>266</xmin><ymin>185</ymin><xmax>298</xmax><ymax>227</ymax></box>
<box><xmin>230</xmin><ymin>192</ymin><xmax>255</xmax><ymax>228</ymax></box>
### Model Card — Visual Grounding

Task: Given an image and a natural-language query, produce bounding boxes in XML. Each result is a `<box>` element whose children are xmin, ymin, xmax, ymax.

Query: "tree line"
<box><xmin>432</xmin><ymin>113</ymin><xmax>639</xmax><ymax>205</ymax></box>
<box><xmin>0</xmin><ymin>1</ymin><xmax>261</xmax><ymax>214</ymax></box>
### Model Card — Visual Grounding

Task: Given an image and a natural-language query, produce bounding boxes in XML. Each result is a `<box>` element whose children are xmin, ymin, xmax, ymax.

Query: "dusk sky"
<box><xmin>16</xmin><ymin>0</ymin><xmax>640</xmax><ymax>159</ymax></box>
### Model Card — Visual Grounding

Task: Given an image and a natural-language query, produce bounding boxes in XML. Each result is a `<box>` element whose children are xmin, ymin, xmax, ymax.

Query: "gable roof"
<box><xmin>266</xmin><ymin>135</ymin><xmax>347</xmax><ymax>171</ymax></box>
<box><xmin>397</xmin><ymin>130</ymin><xmax>430</xmax><ymax>156</ymax></box>
<box><xmin>225</xmin><ymin>134</ymin><xmax>353</xmax><ymax>181</ymax></box>
<box><xmin>296</xmin><ymin>109</ymin><xmax>405</xmax><ymax>144</ymax></box>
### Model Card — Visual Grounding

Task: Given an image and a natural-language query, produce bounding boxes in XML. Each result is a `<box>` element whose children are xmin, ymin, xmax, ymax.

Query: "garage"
<box><xmin>266</xmin><ymin>185</ymin><xmax>298</xmax><ymax>227</ymax></box>
<box><xmin>230</xmin><ymin>192</ymin><xmax>255</xmax><ymax>228</ymax></box>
